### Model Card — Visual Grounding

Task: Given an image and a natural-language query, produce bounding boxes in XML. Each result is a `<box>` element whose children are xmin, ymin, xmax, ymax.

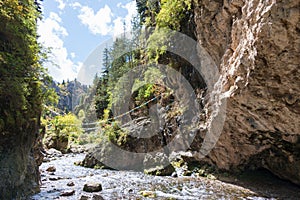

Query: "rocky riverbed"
<box><xmin>30</xmin><ymin>151</ymin><xmax>300</xmax><ymax>200</ymax></box>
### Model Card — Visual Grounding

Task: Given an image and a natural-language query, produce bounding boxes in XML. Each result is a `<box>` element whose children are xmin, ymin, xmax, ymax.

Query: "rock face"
<box><xmin>0</xmin><ymin>122</ymin><xmax>43</xmax><ymax>199</ymax></box>
<box><xmin>193</xmin><ymin>0</ymin><xmax>300</xmax><ymax>184</ymax></box>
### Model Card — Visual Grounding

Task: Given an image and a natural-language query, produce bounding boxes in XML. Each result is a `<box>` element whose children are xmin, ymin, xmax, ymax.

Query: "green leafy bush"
<box><xmin>44</xmin><ymin>113</ymin><xmax>83</xmax><ymax>151</ymax></box>
<box><xmin>103</xmin><ymin>122</ymin><xmax>127</xmax><ymax>146</ymax></box>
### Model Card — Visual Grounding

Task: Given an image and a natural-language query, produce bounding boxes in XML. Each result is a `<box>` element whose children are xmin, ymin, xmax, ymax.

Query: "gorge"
<box><xmin>0</xmin><ymin>0</ymin><xmax>299</xmax><ymax>199</ymax></box>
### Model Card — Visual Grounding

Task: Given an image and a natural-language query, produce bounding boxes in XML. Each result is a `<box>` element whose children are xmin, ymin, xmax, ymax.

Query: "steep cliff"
<box><xmin>51</xmin><ymin>80</ymin><xmax>89</xmax><ymax>115</ymax></box>
<box><xmin>193</xmin><ymin>0</ymin><xmax>300</xmax><ymax>184</ymax></box>
<box><xmin>0</xmin><ymin>0</ymin><xmax>44</xmax><ymax>198</ymax></box>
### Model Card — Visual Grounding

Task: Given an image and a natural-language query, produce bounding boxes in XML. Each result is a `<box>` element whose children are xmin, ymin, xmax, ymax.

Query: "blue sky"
<box><xmin>38</xmin><ymin>0</ymin><xmax>137</xmax><ymax>84</ymax></box>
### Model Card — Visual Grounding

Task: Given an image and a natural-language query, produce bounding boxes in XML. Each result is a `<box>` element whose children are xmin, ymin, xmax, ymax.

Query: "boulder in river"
<box><xmin>60</xmin><ymin>189</ymin><xmax>75</xmax><ymax>196</ymax></box>
<box><xmin>46</xmin><ymin>166</ymin><xmax>56</xmax><ymax>172</ymax></box>
<box><xmin>46</xmin><ymin>148</ymin><xmax>62</xmax><ymax>157</ymax></box>
<box><xmin>79</xmin><ymin>195</ymin><xmax>90</xmax><ymax>200</ymax></box>
<box><xmin>48</xmin><ymin>176</ymin><xmax>61</xmax><ymax>181</ymax></box>
<box><xmin>67</xmin><ymin>181</ymin><xmax>75</xmax><ymax>186</ymax></box>
<box><xmin>83</xmin><ymin>182</ymin><xmax>102</xmax><ymax>192</ymax></box>
<box><xmin>92</xmin><ymin>194</ymin><xmax>105</xmax><ymax>200</ymax></box>
<box><xmin>144</xmin><ymin>165</ymin><xmax>175</xmax><ymax>176</ymax></box>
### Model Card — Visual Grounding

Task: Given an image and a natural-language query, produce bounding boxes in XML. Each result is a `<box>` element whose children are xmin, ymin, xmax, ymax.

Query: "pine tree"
<box><xmin>95</xmin><ymin>48</ymin><xmax>111</xmax><ymax>119</ymax></box>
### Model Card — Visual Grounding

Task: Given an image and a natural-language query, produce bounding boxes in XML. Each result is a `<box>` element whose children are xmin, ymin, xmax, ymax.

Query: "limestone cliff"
<box><xmin>193</xmin><ymin>0</ymin><xmax>300</xmax><ymax>185</ymax></box>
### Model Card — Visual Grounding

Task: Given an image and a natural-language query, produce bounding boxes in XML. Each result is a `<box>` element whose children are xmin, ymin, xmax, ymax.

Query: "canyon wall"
<box><xmin>194</xmin><ymin>0</ymin><xmax>300</xmax><ymax>184</ymax></box>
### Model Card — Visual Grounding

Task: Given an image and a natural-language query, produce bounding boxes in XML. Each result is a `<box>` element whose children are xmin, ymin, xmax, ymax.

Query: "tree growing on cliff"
<box><xmin>95</xmin><ymin>48</ymin><xmax>111</xmax><ymax>118</ymax></box>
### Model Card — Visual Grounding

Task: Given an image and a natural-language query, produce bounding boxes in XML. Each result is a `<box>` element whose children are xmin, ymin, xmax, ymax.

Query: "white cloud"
<box><xmin>123</xmin><ymin>1</ymin><xmax>138</xmax><ymax>22</ymax></box>
<box><xmin>70</xmin><ymin>2</ymin><xmax>81</xmax><ymax>9</ymax></box>
<box><xmin>70</xmin><ymin>52</ymin><xmax>76</xmax><ymax>59</ymax></box>
<box><xmin>38</xmin><ymin>12</ymin><xmax>81</xmax><ymax>82</ymax></box>
<box><xmin>54</xmin><ymin>0</ymin><xmax>66</xmax><ymax>10</ymax></box>
<box><xmin>71</xmin><ymin>1</ymin><xmax>137</xmax><ymax>38</ymax></box>
<box><xmin>113</xmin><ymin>1</ymin><xmax>138</xmax><ymax>38</ymax></box>
<box><xmin>49</xmin><ymin>12</ymin><xmax>63</xmax><ymax>24</ymax></box>
<box><xmin>113</xmin><ymin>17</ymin><xmax>124</xmax><ymax>38</ymax></box>
<box><xmin>72</xmin><ymin>3</ymin><xmax>113</xmax><ymax>35</ymax></box>
<box><xmin>117</xmin><ymin>2</ymin><xmax>123</xmax><ymax>8</ymax></box>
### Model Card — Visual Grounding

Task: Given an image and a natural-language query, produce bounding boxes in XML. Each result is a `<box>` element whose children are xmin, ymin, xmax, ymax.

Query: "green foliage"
<box><xmin>48</xmin><ymin>113</ymin><xmax>82</xmax><ymax>144</ymax></box>
<box><xmin>103</xmin><ymin>109</ymin><xmax>111</xmax><ymax>121</ymax></box>
<box><xmin>93</xmin><ymin>0</ymin><xmax>192</xmax><ymax>120</ymax></box>
<box><xmin>94</xmin><ymin>24</ymin><xmax>142</xmax><ymax>119</ymax></box>
<box><xmin>103</xmin><ymin>122</ymin><xmax>127</xmax><ymax>146</ymax></box>
<box><xmin>0</xmin><ymin>0</ymin><xmax>45</xmax><ymax>135</ymax></box>
<box><xmin>78</xmin><ymin>131</ymin><xmax>102</xmax><ymax>145</ymax></box>
<box><xmin>136</xmin><ymin>84</ymin><xmax>154</xmax><ymax>100</ymax></box>
<box><xmin>78</xmin><ymin>109</ymin><xmax>85</xmax><ymax>121</ymax></box>
<box><xmin>133</xmin><ymin>66</ymin><xmax>164</xmax><ymax>102</ymax></box>
<box><xmin>139</xmin><ymin>0</ymin><xmax>193</xmax><ymax>61</ymax></box>
<box><xmin>156</xmin><ymin>0</ymin><xmax>192</xmax><ymax>30</ymax></box>
<box><xmin>146</xmin><ymin>27</ymin><xmax>171</xmax><ymax>61</ymax></box>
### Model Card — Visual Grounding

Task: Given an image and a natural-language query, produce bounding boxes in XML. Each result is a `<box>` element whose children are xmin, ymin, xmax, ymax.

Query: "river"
<box><xmin>30</xmin><ymin>153</ymin><xmax>299</xmax><ymax>200</ymax></box>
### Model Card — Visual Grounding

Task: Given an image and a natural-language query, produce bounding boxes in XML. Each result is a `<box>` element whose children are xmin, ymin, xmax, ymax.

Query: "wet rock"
<box><xmin>79</xmin><ymin>195</ymin><xmax>90</xmax><ymax>200</ymax></box>
<box><xmin>60</xmin><ymin>189</ymin><xmax>75</xmax><ymax>196</ymax></box>
<box><xmin>144</xmin><ymin>153</ymin><xmax>175</xmax><ymax>176</ymax></box>
<box><xmin>83</xmin><ymin>182</ymin><xmax>102</xmax><ymax>192</ymax></box>
<box><xmin>46</xmin><ymin>148</ymin><xmax>62</xmax><ymax>157</ymax></box>
<box><xmin>42</xmin><ymin>158</ymin><xmax>51</xmax><ymax>162</ymax></box>
<box><xmin>67</xmin><ymin>181</ymin><xmax>75</xmax><ymax>186</ymax></box>
<box><xmin>49</xmin><ymin>176</ymin><xmax>61</xmax><ymax>181</ymax></box>
<box><xmin>144</xmin><ymin>165</ymin><xmax>175</xmax><ymax>176</ymax></box>
<box><xmin>74</xmin><ymin>161</ymin><xmax>81</xmax><ymax>166</ymax></box>
<box><xmin>140</xmin><ymin>191</ymin><xmax>156</xmax><ymax>198</ymax></box>
<box><xmin>80</xmin><ymin>152</ymin><xmax>115</xmax><ymax>170</ymax></box>
<box><xmin>92</xmin><ymin>194</ymin><xmax>104</xmax><ymax>200</ymax></box>
<box><xmin>125</xmin><ymin>188</ymin><xmax>134</xmax><ymax>194</ymax></box>
<box><xmin>46</xmin><ymin>166</ymin><xmax>56</xmax><ymax>172</ymax></box>
<box><xmin>47</xmin><ymin>188</ymin><xmax>59</xmax><ymax>193</ymax></box>
<box><xmin>68</xmin><ymin>145</ymin><xmax>86</xmax><ymax>154</ymax></box>
<box><xmin>44</xmin><ymin>133</ymin><xmax>69</xmax><ymax>153</ymax></box>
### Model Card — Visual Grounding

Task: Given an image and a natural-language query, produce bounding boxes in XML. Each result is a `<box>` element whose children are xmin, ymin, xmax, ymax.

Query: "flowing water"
<box><xmin>31</xmin><ymin>153</ymin><xmax>297</xmax><ymax>200</ymax></box>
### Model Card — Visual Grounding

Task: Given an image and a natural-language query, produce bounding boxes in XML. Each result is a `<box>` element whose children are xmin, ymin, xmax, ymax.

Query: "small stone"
<box><xmin>67</xmin><ymin>181</ymin><xmax>75</xmax><ymax>186</ymax></box>
<box><xmin>43</xmin><ymin>158</ymin><xmax>50</xmax><ymax>162</ymax></box>
<box><xmin>60</xmin><ymin>190</ymin><xmax>75</xmax><ymax>196</ymax></box>
<box><xmin>141</xmin><ymin>191</ymin><xmax>156</xmax><ymax>198</ymax></box>
<box><xmin>74</xmin><ymin>161</ymin><xmax>82</xmax><ymax>166</ymax></box>
<box><xmin>92</xmin><ymin>194</ymin><xmax>104</xmax><ymax>200</ymax></box>
<box><xmin>79</xmin><ymin>195</ymin><xmax>90</xmax><ymax>200</ymax></box>
<box><xmin>46</xmin><ymin>166</ymin><xmax>56</xmax><ymax>172</ymax></box>
<box><xmin>207</xmin><ymin>174</ymin><xmax>217</xmax><ymax>180</ymax></box>
<box><xmin>49</xmin><ymin>176</ymin><xmax>60</xmax><ymax>181</ymax></box>
<box><xmin>126</xmin><ymin>188</ymin><xmax>134</xmax><ymax>193</ymax></box>
<box><xmin>83</xmin><ymin>182</ymin><xmax>102</xmax><ymax>192</ymax></box>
